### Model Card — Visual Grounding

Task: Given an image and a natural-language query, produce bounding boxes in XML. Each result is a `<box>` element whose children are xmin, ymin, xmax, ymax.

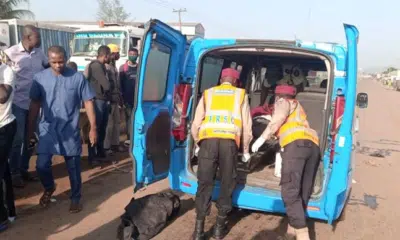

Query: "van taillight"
<box><xmin>330</xmin><ymin>94</ymin><xmax>345</xmax><ymax>163</ymax></box>
<box><xmin>172</xmin><ymin>84</ymin><xmax>192</xmax><ymax>142</ymax></box>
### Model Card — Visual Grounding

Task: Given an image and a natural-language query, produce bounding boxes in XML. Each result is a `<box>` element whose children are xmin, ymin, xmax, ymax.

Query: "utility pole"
<box><xmin>173</xmin><ymin>8</ymin><xmax>187</xmax><ymax>32</ymax></box>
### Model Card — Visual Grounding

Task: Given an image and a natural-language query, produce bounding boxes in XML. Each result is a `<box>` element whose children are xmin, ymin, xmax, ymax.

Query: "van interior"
<box><xmin>188</xmin><ymin>46</ymin><xmax>331</xmax><ymax>196</ymax></box>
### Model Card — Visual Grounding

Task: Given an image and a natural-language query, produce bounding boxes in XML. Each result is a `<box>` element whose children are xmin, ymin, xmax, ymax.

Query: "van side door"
<box><xmin>131</xmin><ymin>19</ymin><xmax>186</xmax><ymax>192</ymax></box>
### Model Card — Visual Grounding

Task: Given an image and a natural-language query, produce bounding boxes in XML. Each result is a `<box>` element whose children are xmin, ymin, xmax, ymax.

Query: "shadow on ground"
<box><xmin>3</xmin><ymin>156</ymin><xmax>137</xmax><ymax>240</ymax></box>
<box><xmin>13</xmin><ymin>151</ymin><xmax>129</xmax><ymax>201</ymax></box>
<box><xmin>251</xmin><ymin>217</ymin><xmax>317</xmax><ymax>240</ymax></box>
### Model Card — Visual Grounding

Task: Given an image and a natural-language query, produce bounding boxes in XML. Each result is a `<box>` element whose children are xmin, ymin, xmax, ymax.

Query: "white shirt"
<box><xmin>0</xmin><ymin>64</ymin><xmax>16</xmax><ymax>128</ymax></box>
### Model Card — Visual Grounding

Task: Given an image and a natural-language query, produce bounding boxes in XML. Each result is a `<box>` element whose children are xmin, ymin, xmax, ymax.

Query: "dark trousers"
<box><xmin>124</xmin><ymin>104</ymin><xmax>132</xmax><ymax>141</ymax></box>
<box><xmin>0</xmin><ymin>120</ymin><xmax>17</xmax><ymax>221</ymax></box>
<box><xmin>195</xmin><ymin>138</ymin><xmax>238</xmax><ymax>219</ymax></box>
<box><xmin>9</xmin><ymin>105</ymin><xmax>31</xmax><ymax>176</ymax></box>
<box><xmin>280</xmin><ymin>139</ymin><xmax>320</xmax><ymax>229</ymax></box>
<box><xmin>88</xmin><ymin>99</ymin><xmax>109</xmax><ymax>161</ymax></box>
<box><xmin>36</xmin><ymin>154</ymin><xmax>82</xmax><ymax>203</ymax></box>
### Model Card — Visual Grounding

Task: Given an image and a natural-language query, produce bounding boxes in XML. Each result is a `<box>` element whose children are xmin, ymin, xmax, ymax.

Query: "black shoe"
<box><xmin>69</xmin><ymin>201</ymin><xmax>83</xmax><ymax>213</ymax></box>
<box><xmin>192</xmin><ymin>219</ymin><xmax>205</xmax><ymax>240</ymax></box>
<box><xmin>213</xmin><ymin>215</ymin><xmax>228</xmax><ymax>240</ymax></box>
<box><xmin>0</xmin><ymin>219</ymin><xmax>8</xmax><ymax>233</ymax></box>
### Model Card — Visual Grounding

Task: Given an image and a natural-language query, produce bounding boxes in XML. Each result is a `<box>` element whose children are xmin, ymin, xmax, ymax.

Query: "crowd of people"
<box><xmin>0</xmin><ymin>25</ymin><xmax>138</xmax><ymax>232</ymax></box>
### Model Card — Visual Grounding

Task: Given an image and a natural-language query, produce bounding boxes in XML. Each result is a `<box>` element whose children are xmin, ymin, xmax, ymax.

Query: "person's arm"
<box><xmin>84</xmin><ymin>100</ymin><xmax>96</xmax><ymax>138</ymax></box>
<box><xmin>78</xmin><ymin>73</ymin><xmax>97</xmax><ymax>144</ymax></box>
<box><xmin>28</xmin><ymin>77</ymin><xmax>42</xmax><ymax>139</ymax></box>
<box><xmin>191</xmin><ymin>95</ymin><xmax>206</xmax><ymax>145</ymax></box>
<box><xmin>119</xmin><ymin>69</ymin><xmax>126</xmax><ymax>105</ymax></box>
<box><xmin>261</xmin><ymin>99</ymin><xmax>291</xmax><ymax>140</ymax></box>
<box><xmin>241</xmin><ymin>95</ymin><xmax>253</xmax><ymax>154</ymax></box>
<box><xmin>0</xmin><ymin>84</ymin><xmax>12</xmax><ymax>104</ymax></box>
<box><xmin>91</xmin><ymin>62</ymin><xmax>110</xmax><ymax>92</ymax></box>
<box><xmin>0</xmin><ymin>65</ymin><xmax>14</xmax><ymax>104</ymax></box>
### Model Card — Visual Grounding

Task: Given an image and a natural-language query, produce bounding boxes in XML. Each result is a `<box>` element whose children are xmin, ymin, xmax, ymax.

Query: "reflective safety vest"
<box><xmin>277</xmin><ymin>100</ymin><xmax>319</xmax><ymax>147</ymax></box>
<box><xmin>198</xmin><ymin>84</ymin><xmax>245</xmax><ymax>147</ymax></box>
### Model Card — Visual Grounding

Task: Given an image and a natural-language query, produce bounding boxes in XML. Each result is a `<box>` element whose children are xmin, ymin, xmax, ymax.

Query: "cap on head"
<box><xmin>107</xmin><ymin>44</ymin><xmax>120</xmax><ymax>53</ymax></box>
<box><xmin>275</xmin><ymin>84</ymin><xmax>297</xmax><ymax>96</ymax></box>
<box><xmin>221</xmin><ymin>68</ymin><xmax>240</xmax><ymax>80</ymax></box>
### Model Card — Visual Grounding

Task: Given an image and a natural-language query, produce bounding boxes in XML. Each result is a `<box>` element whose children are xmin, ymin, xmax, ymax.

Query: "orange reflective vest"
<box><xmin>198</xmin><ymin>84</ymin><xmax>245</xmax><ymax>147</ymax></box>
<box><xmin>277</xmin><ymin>100</ymin><xmax>319</xmax><ymax>147</ymax></box>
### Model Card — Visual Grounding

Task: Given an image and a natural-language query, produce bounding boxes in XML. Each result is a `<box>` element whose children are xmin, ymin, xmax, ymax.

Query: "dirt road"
<box><xmin>2</xmin><ymin>79</ymin><xmax>399</xmax><ymax>240</ymax></box>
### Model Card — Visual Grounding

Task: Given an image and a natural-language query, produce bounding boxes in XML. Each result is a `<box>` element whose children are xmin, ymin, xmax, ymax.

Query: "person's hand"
<box><xmin>242</xmin><ymin>153</ymin><xmax>251</xmax><ymax>162</ymax></box>
<box><xmin>252</xmin><ymin>137</ymin><xmax>266</xmax><ymax>153</ymax></box>
<box><xmin>89</xmin><ymin>128</ymin><xmax>97</xmax><ymax>147</ymax></box>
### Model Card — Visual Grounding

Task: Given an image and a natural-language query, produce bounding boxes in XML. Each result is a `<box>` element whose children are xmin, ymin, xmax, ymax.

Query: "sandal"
<box><xmin>39</xmin><ymin>188</ymin><xmax>56</xmax><ymax>207</ymax></box>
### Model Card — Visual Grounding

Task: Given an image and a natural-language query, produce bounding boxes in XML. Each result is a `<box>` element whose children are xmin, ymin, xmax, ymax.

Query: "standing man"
<box><xmin>252</xmin><ymin>85</ymin><xmax>320</xmax><ymax>240</ymax></box>
<box><xmin>27</xmin><ymin>46</ymin><xmax>97</xmax><ymax>213</ymax></box>
<box><xmin>119</xmin><ymin>48</ymin><xmax>139</xmax><ymax>146</ymax></box>
<box><xmin>0</xmin><ymin>51</ymin><xmax>17</xmax><ymax>232</ymax></box>
<box><xmin>5</xmin><ymin>25</ymin><xmax>48</xmax><ymax>187</ymax></box>
<box><xmin>191</xmin><ymin>68</ymin><xmax>252</xmax><ymax>240</ymax></box>
<box><xmin>104</xmin><ymin>44</ymin><xmax>124</xmax><ymax>154</ymax></box>
<box><xmin>85</xmin><ymin>46</ymin><xmax>111</xmax><ymax>166</ymax></box>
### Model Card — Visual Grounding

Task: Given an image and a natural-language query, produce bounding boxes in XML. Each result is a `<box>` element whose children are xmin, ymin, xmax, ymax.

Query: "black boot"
<box><xmin>213</xmin><ymin>215</ymin><xmax>228</xmax><ymax>239</ymax></box>
<box><xmin>192</xmin><ymin>219</ymin><xmax>205</xmax><ymax>240</ymax></box>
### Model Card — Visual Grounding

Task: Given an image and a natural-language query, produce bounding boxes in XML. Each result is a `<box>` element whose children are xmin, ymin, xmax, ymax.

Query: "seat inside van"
<box><xmin>189</xmin><ymin>47</ymin><xmax>330</xmax><ymax>194</ymax></box>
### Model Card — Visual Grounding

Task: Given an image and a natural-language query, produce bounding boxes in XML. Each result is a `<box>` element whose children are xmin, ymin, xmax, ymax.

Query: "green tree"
<box><xmin>0</xmin><ymin>0</ymin><xmax>34</xmax><ymax>19</ymax></box>
<box><xmin>96</xmin><ymin>0</ymin><xmax>130</xmax><ymax>23</ymax></box>
<box><xmin>384</xmin><ymin>67</ymin><xmax>397</xmax><ymax>74</ymax></box>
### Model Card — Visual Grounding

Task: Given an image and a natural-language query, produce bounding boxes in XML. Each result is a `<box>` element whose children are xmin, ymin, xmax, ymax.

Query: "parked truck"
<box><xmin>67</xmin><ymin>22</ymin><xmax>144</xmax><ymax>72</ymax></box>
<box><xmin>0</xmin><ymin>19</ymin><xmax>77</xmax><ymax>58</ymax></box>
<box><xmin>41</xmin><ymin>21</ymin><xmax>205</xmax><ymax>72</ymax></box>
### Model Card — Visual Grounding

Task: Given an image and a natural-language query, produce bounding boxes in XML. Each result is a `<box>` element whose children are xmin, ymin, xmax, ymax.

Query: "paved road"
<box><xmin>2</xmin><ymin>79</ymin><xmax>399</xmax><ymax>240</ymax></box>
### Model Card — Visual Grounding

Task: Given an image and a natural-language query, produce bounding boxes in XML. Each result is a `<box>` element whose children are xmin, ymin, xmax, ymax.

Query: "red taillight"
<box><xmin>330</xmin><ymin>94</ymin><xmax>345</xmax><ymax>163</ymax></box>
<box><xmin>172</xmin><ymin>84</ymin><xmax>192</xmax><ymax>141</ymax></box>
<box><xmin>181</xmin><ymin>182</ymin><xmax>191</xmax><ymax>187</ymax></box>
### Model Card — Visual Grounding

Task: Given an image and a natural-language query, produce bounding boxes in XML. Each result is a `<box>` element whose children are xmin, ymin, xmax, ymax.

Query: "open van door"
<box><xmin>131</xmin><ymin>19</ymin><xmax>186</xmax><ymax>192</ymax></box>
<box><xmin>324</xmin><ymin>23</ymin><xmax>359</xmax><ymax>224</ymax></box>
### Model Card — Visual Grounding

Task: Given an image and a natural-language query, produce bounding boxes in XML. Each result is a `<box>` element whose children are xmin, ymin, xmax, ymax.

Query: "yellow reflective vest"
<box><xmin>198</xmin><ymin>84</ymin><xmax>245</xmax><ymax>147</ymax></box>
<box><xmin>277</xmin><ymin>100</ymin><xmax>319</xmax><ymax>147</ymax></box>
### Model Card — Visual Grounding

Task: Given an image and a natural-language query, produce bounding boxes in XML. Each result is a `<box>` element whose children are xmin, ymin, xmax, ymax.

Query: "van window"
<box><xmin>199</xmin><ymin>57</ymin><xmax>224</xmax><ymax>93</ymax></box>
<box><xmin>143</xmin><ymin>42</ymin><xmax>171</xmax><ymax>101</ymax></box>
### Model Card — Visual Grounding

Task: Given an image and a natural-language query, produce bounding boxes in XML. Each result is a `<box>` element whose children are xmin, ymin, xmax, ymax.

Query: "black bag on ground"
<box><xmin>117</xmin><ymin>191</ymin><xmax>181</xmax><ymax>240</ymax></box>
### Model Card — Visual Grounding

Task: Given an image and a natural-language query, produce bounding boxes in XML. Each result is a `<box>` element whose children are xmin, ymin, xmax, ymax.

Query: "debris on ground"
<box><xmin>369</xmin><ymin>152</ymin><xmax>385</xmax><ymax>158</ymax></box>
<box><xmin>352</xmin><ymin>179</ymin><xmax>357</xmax><ymax>184</ymax></box>
<box><xmin>364</xmin><ymin>194</ymin><xmax>378</xmax><ymax>210</ymax></box>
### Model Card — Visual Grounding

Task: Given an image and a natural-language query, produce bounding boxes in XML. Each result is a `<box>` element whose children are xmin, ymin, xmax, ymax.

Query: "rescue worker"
<box><xmin>252</xmin><ymin>85</ymin><xmax>320</xmax><ymax>240</ymax></box>
<box><xmin>191</xmin><ymin>68</ymin><xmax>252</xmax><ymax>240</ymax></box>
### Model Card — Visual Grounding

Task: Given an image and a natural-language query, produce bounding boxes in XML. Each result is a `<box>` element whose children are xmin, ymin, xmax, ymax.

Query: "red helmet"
<box><xmin>275</xmin><ymin>85</ymin><xmax>297</xmax><ymax>96</ymax></box>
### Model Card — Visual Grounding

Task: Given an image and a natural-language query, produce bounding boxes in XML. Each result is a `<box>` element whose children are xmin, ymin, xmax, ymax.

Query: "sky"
<box><xmin>23</xmin><ymin>0</ymin><xmax>400</xmax><ymax>72</ymax></box>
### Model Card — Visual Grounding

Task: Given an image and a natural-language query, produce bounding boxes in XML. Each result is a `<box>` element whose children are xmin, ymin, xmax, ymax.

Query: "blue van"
<box><xmin>130</xmin><ymin>19</ymin><xmax>365</xmax><ymax>224</ymax></box>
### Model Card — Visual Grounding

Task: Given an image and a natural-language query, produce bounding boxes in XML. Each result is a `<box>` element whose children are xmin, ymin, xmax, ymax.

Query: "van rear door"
<box><xmin>324</xmin><ymin>24</ymin><xmax>359</xmax><ymax>224</ymax></box>
<box><xmin>131</xmin><ymin>19</ymin><xmax>186</xmax><ymax>192</ymax></box>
